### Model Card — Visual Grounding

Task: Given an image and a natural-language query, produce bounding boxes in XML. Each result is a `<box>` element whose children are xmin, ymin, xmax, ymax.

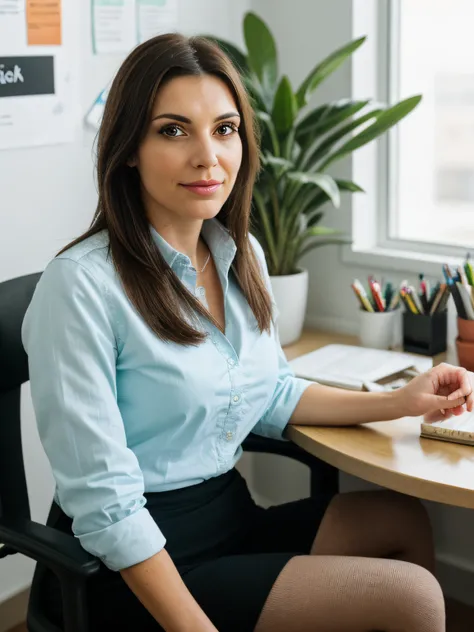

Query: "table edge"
<box><xmin>287</xmin><ymin>425</ymin><xmax>474</xmax><ymax>509</ymax></box>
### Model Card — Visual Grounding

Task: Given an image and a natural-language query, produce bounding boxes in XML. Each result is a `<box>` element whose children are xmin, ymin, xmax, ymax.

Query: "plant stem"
<box><xmin>253</xmin><ymin>187</ymin><xmax>279</xmax><ymax>273</ymax></box>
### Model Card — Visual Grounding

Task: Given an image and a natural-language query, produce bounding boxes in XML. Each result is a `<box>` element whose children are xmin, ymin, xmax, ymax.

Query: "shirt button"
<box><xmin>226</xmin><ymin>431</ymin><xmax>233</xmax><ymax>441</ymax></box>
<box><xmin>228</xmin><ymin>358</ymin><xmax>235</xmax><ymax>367</ymax></box>
<box><xmin>232</xmin><ymin>395</ymin><xmax>240</xmax><ymax>403</ymax></box>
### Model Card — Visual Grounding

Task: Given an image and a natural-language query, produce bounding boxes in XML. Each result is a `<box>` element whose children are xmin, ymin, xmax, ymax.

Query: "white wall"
<box><xmin>252</xmin><ymin>0</ymin><xmax>474</xmax><ymax>606</ymax></box>
<box><xmin>0</xmin><ymin>0</ymin><xmax>252</xmax><ymax>604</ymax></box>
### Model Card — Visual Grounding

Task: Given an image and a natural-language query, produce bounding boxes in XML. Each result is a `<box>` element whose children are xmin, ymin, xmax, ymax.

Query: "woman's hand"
<box><xmin>396</xmin><ymin>363</ymin><xmax>474</xmax><ymax>419</ymax></box>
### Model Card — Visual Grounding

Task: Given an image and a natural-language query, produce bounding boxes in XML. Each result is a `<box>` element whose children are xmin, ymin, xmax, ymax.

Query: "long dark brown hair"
<box><xmin>58</xmin><ymin>33</ymin><xmax>273</xmax><ymax>345</ymax></box>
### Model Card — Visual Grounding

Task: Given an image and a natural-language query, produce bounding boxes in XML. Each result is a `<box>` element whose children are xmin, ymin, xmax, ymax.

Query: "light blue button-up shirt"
<box><xmin>22</xmin><ymin>219</ymin><xmax>312</xmax><ymax>571</ymax></box>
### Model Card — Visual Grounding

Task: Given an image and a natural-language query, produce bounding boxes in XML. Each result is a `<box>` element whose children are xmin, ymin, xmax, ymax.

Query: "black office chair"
<box><xmin>0</xmin><ymin>272</ymin><xmax>339</xmax><ymax>632</ymax></box>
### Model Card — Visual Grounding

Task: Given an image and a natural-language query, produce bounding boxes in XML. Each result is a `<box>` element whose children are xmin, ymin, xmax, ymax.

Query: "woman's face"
<box><xmin>134</xmin><ymin>74</ymin><xmax>243</xmax><ymax>225</ymax></box>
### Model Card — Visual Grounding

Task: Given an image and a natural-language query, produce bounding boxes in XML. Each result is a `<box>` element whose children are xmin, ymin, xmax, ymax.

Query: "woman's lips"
<box><xmin>180</xmin><ymin>183</ymin><xmax>223</xmax><ymax>196</ymax></box>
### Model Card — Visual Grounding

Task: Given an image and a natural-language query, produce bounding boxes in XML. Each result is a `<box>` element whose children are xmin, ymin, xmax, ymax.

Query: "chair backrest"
<box><xmin>0</xmin><ymin>273</ymin><xmax>42</xmax><ymax>522</ymax></box>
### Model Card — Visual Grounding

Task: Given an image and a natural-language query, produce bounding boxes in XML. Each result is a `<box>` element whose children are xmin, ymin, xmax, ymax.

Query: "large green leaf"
<box><xmin>287</xmin><ymin>172</ymin><xmax>341</xmax><ymax>208</ymax></box>
<box><xmin>261</xmin><ymin>153</ymin><xmax>294</xmax><ymax>170</ymax></box>
<box><xmin>302</xmin><ymin>108</ymin><xmax>383</xmax><ymax>170</ymax></box>
<box><xmin>296</xmin><ymin>99</ymin><xmax>370</xmax><ymax>143</ymax></box>
<box><xmin>320</xmin><ymin>95</ymin><xmax>422</xmax><ymax>170</ymax></box>
<box><xmin>294</xmin><ymin>104</ymin><xmax>330</xmax><ymax>137</ymax></box>
<box><xmin>256</xmin><ymin>111</ymin><xmax>280</xmax><ymax>156</ymax></box>
<box><xmin>261</xmin><ymin>153</ymin><xmax>294</xmax><ymax>181</ymax></box>
<box><xmin>202</xmin><ymin>36</ymin><xmax>249</xmax><ymax>74</ymax></box>
<box><xmin>336</xmin><ymin>180</ymin><xmax>365</xmax><ymax>193</ymax></box>
<box><xmin>244</xmin><ymin>12</ymin><xmax>278</xmax><ymax>94</ymax></box>
<box><xmin>296</xmin><ymin>37</ymin><xmax>366</xmax><ymax>108</ymax></box>
<box><xmin>272</xmin><ymin>75</ymin><xmax>298</xmax><ymax>134</ymax></box>
<box><xmin>305</xmin><ymin>210</ymin><xmax>324</xmax><ymax>227</ymax></box>
<box><xmin>296</xmin><ymin>179</ymin><xmax>364</xmax><ymax>216</ymax></box>
<box><xmin>242</xmin><ymin>75</ymin><xmax>268</xmax><ymax>111</ymax></box>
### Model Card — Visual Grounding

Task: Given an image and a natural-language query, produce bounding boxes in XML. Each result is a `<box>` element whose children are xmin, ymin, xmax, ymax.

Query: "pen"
<box><xmin>351</xmin><ymin>280</ymin><xmax>375</xmax><ymax>312</ymax></box>
<box><xmin>400</xmin><ymin>287</ymin><xmax>419</xmax><ymax>314</ymax></box>
<box><xmin>458</xmin><ymin>265</ymin><xmax>470</xmax><ymax>288</ymax></box>
<box><xmin>368</xmin><ymin>275</ymin><xmax>386</xmax><ymax>312</ymax></box>
<box><xmin>457</xmin><ymin>282</ymin><xmax>474</xmax><ymax>319</ymax></box>
<box><xmin>437</xmin><ymin>285</ymin><xmax>451</xmax><ymax>312</ymax></box>
<box><xmin>387</xmin><ymin>292</ymin><xmax>400</xmax><ymax>311</ymax></box>
<box><xmin>427</xmin><ymin>281</ymin><xmax>441</xmax><ymax>312</ymax></box>
<box><xmin>429</xmin><ymin>283</ymin><xmax>446</xmax><ymax>315</ymax></box>
<box><xmin>442</xmin><ymin>264</ymin><xmax>452</xmax><ymax>284</ymax></box>
<box><xmin>408</xmin><ymin>284</ymin><xmax>424</xmax><ymax>314</ymax></box>
<box><xmin>447</xmin><ymin>276</ymin><xmax>468</xmax><ymax>320</ymax></box>
<box><xmin>419</xmin><ymin>274</ymin><xmax>429</xmax><ymax>314</ymax></box>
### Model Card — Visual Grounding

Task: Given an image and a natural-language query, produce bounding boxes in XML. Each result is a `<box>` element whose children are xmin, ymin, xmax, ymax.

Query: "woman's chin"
<box><xmin>182</xmin><ymin>202</ymin><xmax>224</xmax><ymax>221</ymax></box>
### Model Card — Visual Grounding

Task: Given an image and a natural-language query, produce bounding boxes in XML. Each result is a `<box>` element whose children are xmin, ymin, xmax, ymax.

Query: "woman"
<box><xmin>22</xmin><ymin>33</ymin><xmax>473</xmax><ymax>632</ymax></box>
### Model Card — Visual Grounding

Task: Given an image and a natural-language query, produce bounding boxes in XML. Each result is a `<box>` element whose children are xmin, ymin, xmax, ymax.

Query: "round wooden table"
<box><xmin>287</xmin><ymin>418</ymin><xmax>474</xmax><ymax>509</ymax></box>
<box><xmin>283</xmin><ymin>329</ymin><xmax>474</xmax><ymax>509</ymax></box>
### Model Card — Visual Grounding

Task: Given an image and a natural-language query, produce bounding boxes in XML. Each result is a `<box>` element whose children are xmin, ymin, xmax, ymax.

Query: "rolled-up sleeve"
<box><xmin>253</xmin><ymin>343</ymin><xmax>313</xmax><ymax>441</ymax></box>
<box><xmin>249</xmin><ymin>236</ymin><xmax>313</xmax><ymax>441</ymax></box>
<box><xmin>21</xmin><ymin>258</ymin><xmax>166</xmax><ymax>571</ymax></box>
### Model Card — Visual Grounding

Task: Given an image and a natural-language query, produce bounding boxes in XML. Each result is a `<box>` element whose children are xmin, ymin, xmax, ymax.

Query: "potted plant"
<box><xmin>205</xmin><ymin>13</ymin><xmax>421</xmax><ymax>345</ymax></box>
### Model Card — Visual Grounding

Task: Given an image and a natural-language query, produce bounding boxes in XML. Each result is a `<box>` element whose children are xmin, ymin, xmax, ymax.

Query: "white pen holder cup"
<box><xmin>358</xmin><ymin>309</ymin><xmax>402</xmax><ymax>350</ymax></box>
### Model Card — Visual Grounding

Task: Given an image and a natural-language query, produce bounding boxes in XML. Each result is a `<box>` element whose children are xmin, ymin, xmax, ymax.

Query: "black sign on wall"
<box><xmin>0</xmin><ymin>56</ymin><xmax>55</xmax><ymax>98</ymax></box>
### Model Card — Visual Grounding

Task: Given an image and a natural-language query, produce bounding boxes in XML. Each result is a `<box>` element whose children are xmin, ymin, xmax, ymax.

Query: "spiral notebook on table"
<box><xmin>289</xmin><ymin>344</ymin><xmax>432</xmax><ymax>392</ymax></box>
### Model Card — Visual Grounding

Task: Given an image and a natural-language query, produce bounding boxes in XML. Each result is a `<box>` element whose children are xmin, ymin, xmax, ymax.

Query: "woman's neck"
<box><xmin>150</xmin><ymin>217</ymin><xmax>209</xmax><ymax>270</ymax></box>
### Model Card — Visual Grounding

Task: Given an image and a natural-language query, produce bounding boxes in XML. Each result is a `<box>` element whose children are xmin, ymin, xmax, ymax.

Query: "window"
<box><xmin>387</xmin><ymin>0</ymin><xmax>474</xmax><ymax>251</ymax></box>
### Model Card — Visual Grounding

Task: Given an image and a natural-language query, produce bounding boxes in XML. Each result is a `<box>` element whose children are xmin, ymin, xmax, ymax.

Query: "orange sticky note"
<box><xmin>27</xmin><ymin>0</ymin><xmax>62</xmax><ymax>46</ymax></box>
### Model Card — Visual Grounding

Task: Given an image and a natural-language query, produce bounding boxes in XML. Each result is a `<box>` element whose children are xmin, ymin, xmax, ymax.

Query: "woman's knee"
<box><xmin>255</xmin><ymin>556</ymin><xmax>445</xmax><ymax>632</ymax></box>
<box><xmin>391</xmin><ymin>561</ymin><xmax>445</xmax><ymax>630</ymax></box>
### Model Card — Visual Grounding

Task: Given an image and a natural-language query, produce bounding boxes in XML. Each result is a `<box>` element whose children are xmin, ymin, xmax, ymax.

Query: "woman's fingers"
<box><xmin>424</xmin><ymin>409</ymin><xmax>454</xmax><ymax>423</ymax></box>
<box><xmin>434</xmin><ymin>394</ymin><xmax>466</xmax><ymax>410</ymax></box>
<box><xmin>433</xmin><ymin>364</ymin><xmax>474</xmax><ymax>411</ymax></box>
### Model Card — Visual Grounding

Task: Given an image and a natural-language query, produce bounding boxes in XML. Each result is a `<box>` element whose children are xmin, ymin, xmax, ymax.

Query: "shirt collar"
<box><xmin>150</xmin><ymin>218</ymin><xmax>237</xmax><ymax>274</ymax></box>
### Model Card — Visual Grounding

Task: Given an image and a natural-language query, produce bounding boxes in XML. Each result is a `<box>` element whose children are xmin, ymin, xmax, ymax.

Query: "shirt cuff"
<box><xmin>258</xmin><ymin>377</ymin><xmax>314</xmax><ymax>441</ymax></box>
<box><xmin>77</xmin><ymin>507</ymin><xmax>166</xmax><ymax>571</ymax></box>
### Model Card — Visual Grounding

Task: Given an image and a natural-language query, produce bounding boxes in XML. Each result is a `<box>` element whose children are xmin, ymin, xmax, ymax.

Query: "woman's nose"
<box><xmin>191</xmin><ymin>138</ymin><xmax>218</xmax><ymax>169</ymax></box>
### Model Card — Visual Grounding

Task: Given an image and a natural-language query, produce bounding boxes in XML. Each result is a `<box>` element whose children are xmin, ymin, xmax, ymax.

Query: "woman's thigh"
<box><xmin>255</xmin><ymin>555</ymin><xmax>445</xmax><ymax>632</ymax></box>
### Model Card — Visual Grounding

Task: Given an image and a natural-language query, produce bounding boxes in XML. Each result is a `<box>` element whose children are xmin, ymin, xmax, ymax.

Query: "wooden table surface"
<box><xmin>284</xmin><ymin>330</ymin><xmax>474</xmax><ymax>509</ymax></box>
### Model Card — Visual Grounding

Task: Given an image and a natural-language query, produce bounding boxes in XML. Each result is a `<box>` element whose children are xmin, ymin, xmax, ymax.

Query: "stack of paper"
<box><xmin>289</xmin><ymin>344</ymin><xmax>432</xmax><ymax>391</ymax></box>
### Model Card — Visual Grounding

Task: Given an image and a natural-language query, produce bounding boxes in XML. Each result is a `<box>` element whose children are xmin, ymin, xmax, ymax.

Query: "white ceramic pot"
<box><xmin>358</xmin><ymin>308</ymin><xmax>402</xmax><ymax>350</ymax></box>
<box><xmin>270</xmin><ymin>269</ymin><xmax>308</xmax><ymax>346</ymax></box>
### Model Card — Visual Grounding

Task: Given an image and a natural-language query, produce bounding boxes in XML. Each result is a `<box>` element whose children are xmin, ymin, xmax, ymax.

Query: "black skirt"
<box><xmin>41</xmin><ymin>467</ymin><xmax>332</xmax><ymax>632</ymax></box>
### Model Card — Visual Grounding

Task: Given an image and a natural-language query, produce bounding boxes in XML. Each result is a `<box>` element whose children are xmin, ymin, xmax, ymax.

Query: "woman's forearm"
<box><xmin>120</xmin><ymin>548</ymin><xmax>217</xmax><ymax>632</ymax></box>
<box><xmin>289</xmin><ymin>383</ymin><xmax>403</xmax><ymax>427</ymax></box>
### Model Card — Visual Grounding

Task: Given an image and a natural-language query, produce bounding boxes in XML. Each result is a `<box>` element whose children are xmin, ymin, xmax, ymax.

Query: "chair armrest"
<box><xmin>0</xmin><ymin>517</ymin><xmax>100</xmax><ymax>577</ymax></box>
<box><xmin>242</xmin><ymin>433</ymin><xmax>318</xmax><ymax>465</ymax></box>
<box><xmin>242</xmin><ymin>433</ymin><xmax>339</xmax><ymax>498</ymax></box>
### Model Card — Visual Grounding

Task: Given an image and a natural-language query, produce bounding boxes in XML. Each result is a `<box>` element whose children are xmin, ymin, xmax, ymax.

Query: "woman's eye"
<box><xmin>160</xmin><ymin>125</ymin><xmax>184</xmax><ymax>137</ymax></box>
<box><xmin>216</xmin><ymin>123</ymin><xmax>238</xmax><ymax>136</ymax></box>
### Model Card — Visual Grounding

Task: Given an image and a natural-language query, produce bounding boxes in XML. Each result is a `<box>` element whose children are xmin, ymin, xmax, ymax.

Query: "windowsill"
<box><xmin>341</xmin><ymin>244</ymin><xmax>464</xmax><ymax>276</ymax></box>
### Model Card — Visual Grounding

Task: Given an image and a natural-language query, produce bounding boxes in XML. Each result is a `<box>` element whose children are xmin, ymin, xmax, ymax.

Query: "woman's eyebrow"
<box><xmin>152</xmin><ymin>111</ymin><xmax>241</xmax><ymax>123</ymax></box>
